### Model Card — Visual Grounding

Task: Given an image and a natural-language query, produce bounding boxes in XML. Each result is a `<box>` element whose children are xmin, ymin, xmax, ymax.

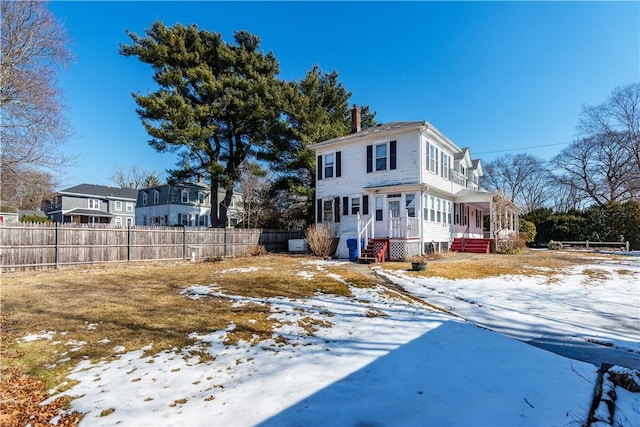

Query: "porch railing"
<box><xmin>389</xmin><ymin>210</ymin><xmax>420</xmax><ymax>239</ymax></box>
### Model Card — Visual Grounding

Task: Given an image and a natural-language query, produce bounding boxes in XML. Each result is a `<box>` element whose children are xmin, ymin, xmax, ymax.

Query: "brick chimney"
<box><xmin>351</xmin><ymin>105</ymin><xmax>361</xmax><ymax>133</ymax></box>
<box><xmin>197</xmin><ymin>174</ymin><xmax>203</xmax><ymax>183</ymax></box>
<box><xmin>129</xmin><ymin>182</ymin><xmax>135</xmax><ymax>189</ymax></box>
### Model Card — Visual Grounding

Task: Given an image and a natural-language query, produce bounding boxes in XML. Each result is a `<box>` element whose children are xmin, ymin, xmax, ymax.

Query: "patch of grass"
<box><xmin>0</xmin><ymin>255</ymin><xmax>374</xmax><ymax>393</ymax></box>
<box><xmin>384</xmin><ymin>250</ymin><xmax>612</xmax><ymax>280</ymax></box>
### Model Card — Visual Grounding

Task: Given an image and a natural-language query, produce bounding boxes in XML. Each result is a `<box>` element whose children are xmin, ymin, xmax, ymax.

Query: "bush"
<box><xmin>249</xmin><ymin>245</ymin><xmax>267</xmax><ymax>256</ymax></box>
<box><xmin>519</xmin><ymin>218</ymin><xmax>536</xmax><ymax>244</ymax></box>
<box><xmin>19</xmin><ymin>214</ymin><xmax>52</xmax><ymax>223</ymax></box>
<box><xmin>548</xmin><ymin>240</ymin><xmax>563</xmax><ymax>250</ymax></box>
<box><xmin>495</xmin><ymin>235</ymin><xmax>526</xmax><ymax>254</ymax></box>
<box><xmin>305</xmin><ymin>224</ymin><xmax>335</xmax><ymax>258</ymax></box>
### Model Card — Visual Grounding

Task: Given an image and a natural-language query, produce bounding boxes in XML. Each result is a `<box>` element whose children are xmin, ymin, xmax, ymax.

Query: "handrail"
<box><xmin>357</xmin><ymin>212</ymin><xmax>374</xmax><ymax>249</ymax></box>
<box><xmin>461</xmin><ymin>223</ymin><xmax>470</xmax><ymax>252</ymax></box>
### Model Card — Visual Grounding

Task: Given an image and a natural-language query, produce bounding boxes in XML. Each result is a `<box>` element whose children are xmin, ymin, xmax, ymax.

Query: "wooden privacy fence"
<box><xmin>0</xmin><ymin>223</ymin><xmax>304</xmax><ymax>271</ymax></box>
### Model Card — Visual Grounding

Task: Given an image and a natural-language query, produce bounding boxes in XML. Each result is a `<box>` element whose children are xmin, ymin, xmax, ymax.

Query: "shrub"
<box><xmin>548</xmin><ymin>240</ymin><xmax>563</xmax><ymax>250</ymax></box>
<box><xmin>19</xmin><ymin>214</ymin><xmax>52</xmax><ymax>223</ymax></box>
<box><xmin>305</xmin><ymin>224</ymin><xmax>335</xmax><ymax>258</ymax></box>
<box><xmin>495</xmin><ymin>235</ymin><xmax>526</xmax><ymax>254</ymax></box>
<box><xmin>519</xmin><ymin>218</ymin><xmax>536</xmax><ymax>244</ymax></box>
<box><xmin>249</xmin><ymin>245</ymin><xmax>267</xmax><ymax>257</ymax></box>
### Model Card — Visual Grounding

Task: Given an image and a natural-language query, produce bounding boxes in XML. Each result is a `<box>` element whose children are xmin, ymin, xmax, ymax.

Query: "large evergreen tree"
<box><xmin>264</xmin><ymin>66</ymin><xmax>376</xmax><ymax>226</ymax></box>
<box><xmin>120</xmin><ymin>22</ymin><xmax>286</xmax><ymax>227</ymax></box>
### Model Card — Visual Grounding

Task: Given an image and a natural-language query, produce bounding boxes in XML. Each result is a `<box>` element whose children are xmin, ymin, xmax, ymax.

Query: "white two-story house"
<box><xmin>311</xmin><ymin>107</ymin><xmax>518</xmax><ymax>261</ymax></box>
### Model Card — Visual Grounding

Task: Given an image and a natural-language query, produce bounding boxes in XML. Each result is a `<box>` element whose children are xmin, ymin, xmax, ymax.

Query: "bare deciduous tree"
<box><xmin>238</xmin><ymin>162</ymin><xmax>272</xmax><ymax>228</ymax></box>
<box><xmin>1</xmin><ymin>0</ymin><xmax>73</xmax><ymax>209</ymax></box>
<box><xmin>578</xmin><ymin>83</ymin><xmax>640</xmax><ymax>171</ymax></box>
<box><xmin>481</xmin><ymin>153</ymin><xmax>553</xmax><ymax>213</ymax></box>
<box><xmin>109</xmin><ymin>165</ymin><xmax>163</xmax><ymax>189</ymax></box>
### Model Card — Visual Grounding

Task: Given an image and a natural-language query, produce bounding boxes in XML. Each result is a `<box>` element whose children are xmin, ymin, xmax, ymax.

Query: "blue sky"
<box><xmin>50</xmin><ymin>1</ymin><xmax>639</xmax><ymax>188</ymax></box>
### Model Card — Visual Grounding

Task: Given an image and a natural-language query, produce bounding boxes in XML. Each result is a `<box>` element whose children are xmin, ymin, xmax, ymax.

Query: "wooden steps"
<box><xmin>450</xmin><ymin>238</ymin><xmax>493</xmax><ymax>254</ymax></box>
<box><xmin>358</xmin><ymin>238</ymin><xmax>389</xmax><ymax>263</ymax></box>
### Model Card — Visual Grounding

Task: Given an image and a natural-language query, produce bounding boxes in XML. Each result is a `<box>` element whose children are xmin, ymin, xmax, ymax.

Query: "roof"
<box><xmin>311</xmin><ymin>121</ymin><xmax>427</xmax><ymax>149</ymax></box>
<box><xmin>58</xmin><ymin>184</ymin><xmax>138</xmax><ymax>200</ymax></box>
<box><xmin>64</xmin><ymin>208</ymin><xmax>115</xmax><ymax>217</ymax></box>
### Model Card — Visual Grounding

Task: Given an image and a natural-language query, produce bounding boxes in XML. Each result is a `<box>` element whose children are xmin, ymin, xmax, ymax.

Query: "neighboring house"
<box><xmin>311</xmin><ymin>107</ymin><xmax>518</xmax><ymax>260</ymax></box>
<box><xmin>0</xmin><ymin>212</ymin><xmax>19</xmax><ymax>224</ymax></box>
<box><xmin>46</xmin><ymin>184</ymin><xmax>138</xmax><ymax>226</ymax></box>
<box><xmin>135</xmin><ymin>176</ymin><xmax>244</xmax><ymax>228</ymax></box>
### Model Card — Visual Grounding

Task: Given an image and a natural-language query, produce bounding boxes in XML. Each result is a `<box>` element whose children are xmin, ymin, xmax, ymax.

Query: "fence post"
<box><xmin>586</xmin><ymin>240</ymin><xmax>589</xmax><ymax>248</ymax></box>
<box><xmin>224</xmin><ymin>227</ymin><xmax>228</xmax><ymax>257</ymax></box>
<box><xmin>626</xmin><ymin>241</ymin><xmax>630</xmax><ymax>252</ymax></box>
<box><xmin>55</xmin><ymin>222</ymin><xmax>60</xmax><ymax>269</ymax></box>
<box><xmin>183</xmin><ymin>227</ymin><xmax>187</xmax><ymax>259</ymax></box>
<box><xmin>127</xmin><ymin>225</ymin><xmax>131</xmax><ymax>262</ymax></box>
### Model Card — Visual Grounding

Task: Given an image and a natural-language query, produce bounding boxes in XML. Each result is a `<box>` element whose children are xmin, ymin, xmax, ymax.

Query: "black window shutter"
<box><xmin>334</xmin><ymin>197</ymin><xmax>340</xmax><ymax>223</ymax></box>
<box><xmin>317</xmin><ymin>156</ymin><xmax>323</xmax><ymax>180</ymax></box>
<box><xmin>336</xmin><ymin>151</ymin><xmax>342</xmax><ymax>177</ymax></box>
<box><xmin>342</xmin><ymin>196</ymin><xmax>349</xmax><ymax>216</ymax></box>
<box><xmin>363</xmin><ymin>195</ymin><xmax>369</xmax><ymax>215</ymax></box>
<box><xmin>317</xmin><ymin>198</ymin><xmax>322</xmax><ymax>223</ymax></box>
<box><xmin>366</xmin><ymin>145</ymin><xmax>373</xmax><ymax>173</ymax></box>
<box><xmin>390</xmin><ymin>140</ymin><xmax>397</xmax><ymax>170</ymax></box>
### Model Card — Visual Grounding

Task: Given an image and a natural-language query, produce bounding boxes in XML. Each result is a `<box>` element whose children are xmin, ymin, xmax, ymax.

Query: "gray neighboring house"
<box><xmin>136</xmin><ymin>177</ymin><xmax>244</xmax><ymax>227</ymax></box>
<box><xmin>46</xmin><ymin>184</ymin><xmax>138</xmax><ymax>226</ymax></box>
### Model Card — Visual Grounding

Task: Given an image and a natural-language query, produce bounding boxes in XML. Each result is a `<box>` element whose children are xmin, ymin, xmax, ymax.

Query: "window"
<box><xmin>448</xmin><ymin>202</ymin><xmax>452</xmax><ymax>224</ymax></box>
<box><xmin>88</xmin><ymin>199</ymin><xmax>100</xmax><ymax>210</ymax></box>
<box><xmin>441</xmin><ymin>152</ymin><xmax>451</xmax><ymax>180</ymax></box>
<box><xmin>351</xmin><ymin>197</ymin><xmax>360</xmax><ymax>215</ymax></box>
<box><xmin>476</xmin><ymin>209</ymin><xmax>482</xmax><ymax>228</ymax></box>
<box><xmin>375</xmin><ymin>144</ymin><xmax>387</xmax><ymax>171</ymax></box>
<box><xmin>375</xmin><ymin>196</ymin><xmax>384</xmax><ymax>221</ymax></box>
<box><xmin>143</xmin><ymin>214</ymin><xmax>147</xmax><ymax>226</ymax></box>
<box><xmin>324</xmin><ymin>153</ymin><xmax>334</xmax><ymax>178</ymax></box>
<box><xmin>198</xmin><ymin>192</ymin><xmax>205</xmax><ymax>205</ymax></box>
<box><xmin>115</xmin><ymin>201</ymin><xmax>122</xmax><ymax>211</ymax></box>
<box><xmin>323</xmin><ymin>200</ymin><xmax>333</xmax><ymax>223</ymax></box>
<box><xmin>153</xmin><ymin>190</ymin><xmax>160</xmax><ymax>204</ymax></box>
<box><xmin>181</xmin><ymin>190</ymin><xmax>189</xmax><ymax>203</ymax></box>
<box><xmin>142</xmin><ymin>192</ymin><xmax>148</xmax><ymax>206</ymax></box>
<box><xmin>428</xmin><ymin>144</ymin><xmax>438</xmax><ymax>174</ymax></box>
<box><xmin>115</xmin><ymin>217</ymin><xmax>122</xmax><ymax>226</ymax></box>
<box><xmin>182</xmin><ymin>214</ymin><xmax>190</xmax><ymax>226</ymax></box>
<box><xmin>430</xmin><ymin>196</ymin><xmax>435</xmax><ymax>222</ymax></box>
<box><xmin>126</xmin><ymin>202</ymin><xmax>133</xmax><ymax>212</ymax></box>
<box><xmin>436</xmin><ymin>198</ymin><xmax>442</xmax><ymax>223</ymax></box>
<box><xmin>405</xmin><ymin>194</ymin><xmax>416</xmax><ymax>217</ymax></box>
<box><xmin>126</xmin><ymin>217</ymin><xmax>133</xmax><ymax>226</ymax></box>
<box><xmin>199</xmin><ymin>215</ymin><xmax>206</xmax><ymax>227</ymax></box>
<box><xmin>317</xmin><ymin>151</ymin><xmax>341</xmax><ymax>180</ymax></box>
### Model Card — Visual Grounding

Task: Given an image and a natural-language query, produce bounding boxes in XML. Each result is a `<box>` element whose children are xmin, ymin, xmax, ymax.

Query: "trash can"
<box><xmin>346</xmin><ymin>238</ymin><xmax>358</xmax><ymax>262</ymax></box>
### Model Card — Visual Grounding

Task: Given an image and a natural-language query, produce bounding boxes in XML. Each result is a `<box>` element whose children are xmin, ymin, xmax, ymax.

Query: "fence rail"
<box><xmin>0</xmin><ymin>223</ymin><xmax>304</xmax><ymax>272</ymax></box>
<box><xmin>559</xmin><ymin>240</ymin><xmax>630</xmax><ymax>251</ymax></box>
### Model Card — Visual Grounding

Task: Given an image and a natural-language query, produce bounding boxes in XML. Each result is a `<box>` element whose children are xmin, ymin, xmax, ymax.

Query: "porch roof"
<box><xmin>64</xmin><ymin>208</ymin><xmax>115</xmax><ymax>218</ymax></box>
<box><xmin>454</xmin><ymin>189</ymin><xmax>494</xmax><ymax>204</ymax></box>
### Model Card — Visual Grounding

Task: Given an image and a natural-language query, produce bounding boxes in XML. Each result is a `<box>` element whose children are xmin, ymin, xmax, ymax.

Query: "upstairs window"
<box><xmin>153</xmin><ymin>190</ymin><xmax>160</xmax><ymax>204</ymax></box>
<box><xmin>375</xmin><ymin>144</ymin><xmax>387</xmax><ymax>171</ymax></box>
<box><xmin>115</xmin><ymin>201</ymin><xmax>122</xmax><ymax>211</ymax></box>
<box><xmin>428</xmin><ymin>144</ymin><xmax>438</xmax><ymax>174</ymax></box>
<box><xmin>198</xmin><ymin>192</ymin><xmax>205</xmax><ymax>205</ymax></box>
<box><xmin>126</xmin><ymin>202</ymin><xmax>133</xmax><ymax>212</ymax></box>
<box><xmin>181</xmin><ymin>190</ymin><xmax>189</xmax><ymax>203</ymax></box>
<box><xmin>367</xmin><ymin>141</ymin><xmax>396</xmax><ymax>173</ymax></box>
<box><xmin>317</xmin><ymin>151</ymin><xmax>341</xmax><ymax>180</ymax></box>
<box><xmin>440</xmin><ymin>152</ymin><xmax>451</xmax><ymax>180</ymax></box>
<box><xmin>88</xmin><ymin>199</ymin><xmax>100</xmax><ymax>210</ymax></box>
<box><xmin>324</xmin><ymin>153</ymin><xmax>335</xmax><ymax>178</ymax></box>
<box><xmin>142</xmin><ymin>192</ymin><xmax>148</xmax><ymax>206</ymax></box>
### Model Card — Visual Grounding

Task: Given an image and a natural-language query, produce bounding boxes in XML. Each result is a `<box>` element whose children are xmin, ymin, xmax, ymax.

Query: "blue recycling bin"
<box><xmin>346</xmin><ymin>238</ymin><xmax>358</xmax><ymax>262</ymax></box>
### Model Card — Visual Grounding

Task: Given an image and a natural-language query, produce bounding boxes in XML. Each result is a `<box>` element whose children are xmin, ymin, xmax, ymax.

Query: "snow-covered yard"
<box><xmin>36</xmin><ymin>255</ymin><xmax>639</xmax><ymax>426</ymax></box>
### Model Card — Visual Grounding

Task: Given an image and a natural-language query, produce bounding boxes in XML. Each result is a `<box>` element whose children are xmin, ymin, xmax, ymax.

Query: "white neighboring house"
<box><xmin>311</xmin><ymin>107</ymin><xmax>518</xmax><ymax>261</ymax></box>
<box><xmin>136</xmin><ymin>177</ymin><xmax>244</xmax><ymax>228</ymax></box>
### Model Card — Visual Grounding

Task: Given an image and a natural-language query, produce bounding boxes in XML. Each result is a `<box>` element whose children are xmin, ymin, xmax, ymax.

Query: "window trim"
<box><xmin>115</xmin><ymin>201</ymin><xmax>122</xmax><ymax>211</ymax></box>
<box><xmin>88</xmin><ymin>199</ymin><xmax>100</xmax><ymax>210</ymax></box>
<box><xmin>181</xmin><ymin>189</ymin><xmax>189</xmax><ymax>204</ymax></box>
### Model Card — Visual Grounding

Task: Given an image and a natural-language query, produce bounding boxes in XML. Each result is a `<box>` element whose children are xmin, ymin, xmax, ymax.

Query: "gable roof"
<box><xmin>58</xmin><ymin>184</ymin><xmax>138</xmax><ymax>200</ymax></box>
<box><xmin>311</xmin><ymin>121</ymin><xmax>427</xmax><ymax>149</ymax></box>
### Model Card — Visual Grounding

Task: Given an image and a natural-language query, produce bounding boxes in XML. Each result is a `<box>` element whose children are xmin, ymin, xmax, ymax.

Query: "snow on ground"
<box><xmin>378</xmin><ymin>254</ymin><xmax>640</xmax><ymax>368</ymax></box>
<box><xmin>42</xmin><ymin>257</ymin><xmax>639</xmax><ymax>426</ymax></box>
